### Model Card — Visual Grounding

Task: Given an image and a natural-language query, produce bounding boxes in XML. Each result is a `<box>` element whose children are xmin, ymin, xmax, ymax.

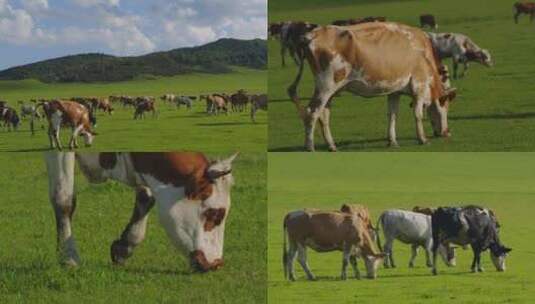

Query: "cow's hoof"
<box><xmin>409</xmin><ymin>263</ymin><xmax>415</xmax><ymax>268</ymax></box>
<box><xmin>328</xmin><ymin>146</ymin><xmax>337</xmax><ymax>152</ymax></box>
<box><xmin>432</xmin><ymin>269</ymin><xmax>438</xmax><ymax>275</ymax></box>
<box><xmin>471</xmin><ymin>267</ymin><xmax>477</xmax><ymax>273</ymax></box>
<box><xmin>388</xmin><ymin>141</ymin><xmax>400</xmax><ymax>148</ymax></box>
<box><xmin>478</xmin><ymin>267</ymin><xmax>484</xmax><ymax>273</ymax></box>
<box><xmin>418</xmin><ymin>140</ymin><xmax>429</xmax><ymax>145</ymax></box>
<box><xmin>110</xmin><ymin>240</ymin><xmax>132</xmax><ymax>265</ymax></box>
<box><xmin>60</xmin><ymin>258</ymin><xmax>80</xmax><ymax>268</ymax></box>
<box><xmin>340</xmin><ymin>276</ymin><xmax>347</xmax><ymax>281</ymax></box>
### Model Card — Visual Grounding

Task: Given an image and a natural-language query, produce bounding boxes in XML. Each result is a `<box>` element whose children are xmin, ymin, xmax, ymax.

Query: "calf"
<box><xmin>279</xmin><ymin>21</ymin><xmax>319</xmax><ymax>67</ymax></box>
<box><xmin>428</xmin><ymin>32</ymin><xmax>493</xmax><ymax>79</ymax></box>
<box><xmin>39</xmin><ymin>100</ymin><xmax>96</xmax><ymax>150</ymax></box>
<box><xmin>288</xmin><ymin>22</ymin><xmax>455</xmax><ymax>151</ymax></box>
<box><xmin>250</xmin><ymin>94</ymin><xmax>267</xmax><ymax>123</ymax></box>
<box><xmin>420</xmin><ymin>14</ymin><xmax>438</xmax><ymax>29</ymax></box>
<box><xmin>377</xmin><ymin>210</ymin><xmax>456</xmax><ymax>268</ymax></box>
<box><xmin>514</xmin><ymin>2</ymin><xmax>535</xmax><ymax>23</ymax></box>
<box><xmin>45</xmin><ymin>152</ymin><xmax>238</xmax><ymax>272</ymax></box>
<box><xmin>1</xmin><ymin>106</ymin><xmax>20</xmax><ymax>131</ymax></box>
<box><xmin>431</xmin><ymin>206</ymin><xmax>511</xmax><ymax>275</ymax></box>
<box><xmin>283</xmin><ymin>207</ymin><xmax>384</xmax><ymax>281</ymax></box>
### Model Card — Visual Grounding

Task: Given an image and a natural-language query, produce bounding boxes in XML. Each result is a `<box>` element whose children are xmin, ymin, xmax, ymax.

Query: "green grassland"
<box><xmin>268</xmin><ymin>0</ymin><xmax>535</xmax><ymax>151</ymax></box>
<box><xmin>268</xmin><ymin>153</ymin><xmax>535</xmax><ymax>303</ymax></box>
<box><xmin>0</xmin><ymin>67</ymin><xmax>266</xmax><ymax>152</ymax></box>
<box><xmin>0</xmin><ymin>152</ymin><xmax>266</xmax><ymax>303</ymax></box>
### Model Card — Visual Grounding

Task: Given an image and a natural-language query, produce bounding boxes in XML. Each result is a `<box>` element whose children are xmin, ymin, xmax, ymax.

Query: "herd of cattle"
<box><xmin>0</xmin><ymin>90</ymin><xmax>267</xmax><ymax>150</ymax></box>
<box><xmin>283</xmin><ymin>204</ymin><xmax>511</xmax><ymax>280</ymax></box>
<box><xmin>268</xmin><ymin>5</ymin><xmax>529</xmax><ymax>150</ymax></box>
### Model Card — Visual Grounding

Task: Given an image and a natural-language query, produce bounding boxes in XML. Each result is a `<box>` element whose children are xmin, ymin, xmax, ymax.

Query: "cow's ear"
<box><xmin>206</xmin><ymin>152</ymin><xmax>239</xmax><ymax>181</ymax></box>
<box><xmin>340</xmin><ymin>204</ymin><xmax>350</xmax><ymax>213</ymax></box>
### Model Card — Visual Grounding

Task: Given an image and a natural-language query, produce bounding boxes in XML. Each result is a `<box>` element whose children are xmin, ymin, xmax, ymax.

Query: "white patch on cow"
<box><xmin>490</xmin><ymin>251</ymin><xmax>506</xmax><ymax>271</ymax></box>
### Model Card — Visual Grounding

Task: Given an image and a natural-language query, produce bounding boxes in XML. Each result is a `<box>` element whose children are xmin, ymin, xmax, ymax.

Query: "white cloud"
<box><xmin>21</xmin><ymin>0</ymin><xmax>48</xmax><ymax>12</ymax></box>
<box><xmin>72</xmin><ymin>0</ymin><xmax>119</xmax><ymax>7</ymax></box>
<box><xmin>0</xmin><ymin>0</ymin><xmax>51</xmax><ymax>44</ymax></box>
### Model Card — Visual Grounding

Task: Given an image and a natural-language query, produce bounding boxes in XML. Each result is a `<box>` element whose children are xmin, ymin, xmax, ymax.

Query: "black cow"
<box><xmin>431</xmin><ymin>206</ymin><xmax>511</xmax><ymax>275</ymax></box>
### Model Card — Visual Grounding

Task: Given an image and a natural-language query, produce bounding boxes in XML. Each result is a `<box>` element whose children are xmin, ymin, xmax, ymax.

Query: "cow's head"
<box><xmin>489</xmin><ymin>243</ymin><xmax>512</xmax><ymax>272</ymax></box>
<box><xmin>165</xmin><ymin>152</ymin><xmax>238</xmax><ymax>273</ymax></box>
<box><xmin>363</xmin><ymin>253</ymin><xmax>385</xmax><ymax>279</ymax></box>
<box><xmin>80</xmin><ymin>130</ymin><xmax>95</xmax><ymax>147</ymax></box>
<box><xmin>466</xmin><ymin>49</ymin><xmax>493</xmax><ymax>67</ymax></box>
<box><xmin>437</xmin><ymin>244</ymin><xmax>457</xmax><ymax>267</ymax></box>
<box><xmin>427</xmin><ymin>98</ymin><xmax>451</xmax><ymax>138</ymax></box>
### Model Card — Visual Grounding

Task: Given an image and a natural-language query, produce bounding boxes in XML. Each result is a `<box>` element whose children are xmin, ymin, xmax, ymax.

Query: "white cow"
<box><xmin>377</xmin><ymin>209</ymin><xmax>456</xmax><ymax>268</ymax></box>
<box><xmin>427</xmin><ymin>32</ymin><xmax>493</xmax><ymax>79</ymax></box>
<box><xmin>45</xmin><ymin>151</ymin><xmax>238</xmax><ymax>272</ymax></box>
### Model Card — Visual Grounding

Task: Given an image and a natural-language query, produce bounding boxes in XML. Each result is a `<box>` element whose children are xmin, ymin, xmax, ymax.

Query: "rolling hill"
<box><xmin>0</xmin><ymin>38</ymin><xmax>266</xmax><ymax>83</ymax></box>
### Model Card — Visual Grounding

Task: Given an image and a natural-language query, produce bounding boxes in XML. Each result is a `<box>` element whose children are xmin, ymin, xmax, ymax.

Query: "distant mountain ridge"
<box><xmin>0</xmin><ymin>38</ymin><xmax>266</xmax><ymax>83</ymax></box>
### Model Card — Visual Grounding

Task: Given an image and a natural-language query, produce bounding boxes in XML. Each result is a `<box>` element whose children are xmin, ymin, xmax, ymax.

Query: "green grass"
<box><xmin>268</xmin><ymin>153</ymin><xmax>535</xmax><ymax>303</ymax></box>
<box><xmin>0</xmin><ymin>67</ymin><xmax>267</xmax><ymax>152</ymax></box>
<box><xmin>0</xmin><ymin>152</ymin><xmax>266</xmax><ymax>303</ymax></box>
<box><xmin>268</xmin><ymin>0</ymin><xmax>535</xmax><ymax>151</ymax></box>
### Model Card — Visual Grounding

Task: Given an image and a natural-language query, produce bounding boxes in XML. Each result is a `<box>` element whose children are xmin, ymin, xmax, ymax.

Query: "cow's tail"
<box><xmin>282</xmin><ymin>214</ymin><xmax>289</xmax><ymax>280</ymax></box>
<box><xmin>375</xmin><ymin>214</ymin><xmax>384</xmax><ymax>253</ymax></box>
<box><xmin>287</xmin><ymin>35</ymin><xmax>311</xmax><ymax>122</ymax></box>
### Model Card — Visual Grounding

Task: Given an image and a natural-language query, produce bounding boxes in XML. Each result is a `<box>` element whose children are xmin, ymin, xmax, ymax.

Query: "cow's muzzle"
<box><xmin>190</xmin><ymin>250</ymin><xmax>224</xmax><ymax>272</ymax></box>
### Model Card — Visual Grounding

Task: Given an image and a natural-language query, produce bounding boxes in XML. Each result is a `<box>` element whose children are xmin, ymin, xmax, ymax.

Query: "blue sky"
<box><xmin>0</xmin><ymin>0</ymin><xmax>267</xmax><ymax>70</ymax></box>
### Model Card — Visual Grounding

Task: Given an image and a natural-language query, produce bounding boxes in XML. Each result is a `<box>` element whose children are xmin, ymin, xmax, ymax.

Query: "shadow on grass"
<box><xmin>196</xmin><ymin>122</ymin><xmax>252</xmax><ymax>127</ymax></box>
<box><xmin>269</xmin><ymin>136</ymin><xmax>418</xmax><ymax>152</ymax></box>
<box><xmin>450</xmin><ymin>112</ymin><xmax>535</xmax><ymax>121</ymax></box>
<box><xmin>4</xmin><ymin>147</ymin><xmax>52</xmax><ymax>152</ymax></box>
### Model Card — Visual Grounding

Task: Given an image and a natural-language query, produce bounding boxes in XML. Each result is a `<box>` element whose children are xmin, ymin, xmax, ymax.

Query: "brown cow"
<box><xmin>420</xmin><ymin>14</ymin><xmax>438</xmax><ymax>29</ymax></box>
<box><xmin>39</xmin><ymin>100</ymin><xmax>96</xmax><ymax>150</ymax></box>
<box><xmin>288</xmin><ymin>22</ymin><xmax>455</xmax><ymax>151</ymax></box>
<box><xmin>514</xmin><ymin>2</ymin><xmax>535</xmax><ymax>23</ymax></box>
<box><xmin>230</xmin><ymin>90</ymin><xmax>249</xmax><ymax>112</ymax></box>
<box><xmin>412</xmin><ymin>206</ymin><xmax>436</xmax><ymax>216</ymax></box>
<box><xmin>283</xmin><ymin>207</ymin><xmax>384</xmax><ymax>281</ymax></box>
<box><xmin>203</xmin><ymin>94</ymin><xmax>228</xmax><ymax>115</ymax></box>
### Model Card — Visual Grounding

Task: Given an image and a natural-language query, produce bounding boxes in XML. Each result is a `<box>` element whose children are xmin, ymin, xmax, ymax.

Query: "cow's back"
<box><xmin>381</xmin><ymin>210</ymin><xmax>431</xmax><ymax>243</ymax></box>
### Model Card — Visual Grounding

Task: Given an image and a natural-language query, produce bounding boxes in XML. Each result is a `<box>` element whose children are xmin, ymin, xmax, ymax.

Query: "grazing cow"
<box><xmin>283</xmin><ymin>208</ymin><xmax>384</xmax><ymax>281</ymax></box>
<box><xmin>1</xmin><ymin>106</ymin><xmax>20</xmax><ymax>131</ymax></box>
<box><xmin>174</xmin><ymin>96</ymin><xmax>193</xmax><ymax>109</ymax></box>
<box><xmin>250</xmin><ymin>94</ymin><xmax>267</xmax><ymax>123</ymax></box>
<box><xmin>279</xmin><ymin>21</ymin><xmax>319</xmax><ymax>67</ymax></box>
<box><xmin>331</xmin><ymin>16</ymin><xmax>386</xmax><ymax>26</ymax></box>
<box><xmin>420</xmin><ymin>14</ymin><xmax>438</xmax><ymax>29</ymax></box>
<box><xmin>431</xmin><ymin>206</ymin><xmax>512</xmax><ymax>275</ymax></box>
<box><xmin>97</xmin><ymin>98</ymin><xmax>114</xmax><ymax>115</ymax></box>
<box><xmin>18</xmin><ymin>101</ymin><xmax>42</xmax><ymax>120</ymax></box>
<box><xmin>203</xmin><ymin>94</ymin><xmax>228</xmax><ymax>115</ymax></box>
<box><xmin>39</xmin><ymin>100</ymin><xmax>96</xmax><ymax>150</ymax></box>
<box><xmin>428</xmin><ymin>32</ymin><xmax>493</xmax><ymax>79</ymax></box>
<box><xmin>377</xmin><ymin>210</ymin><xmax>456</xmax><ymax>269</ymax></box>
<box><xmin>45</xmin><ymin>151</ymin><xmax>238</xmax><ymax>272</ymax></box>
<box><xmin>513</xmin><ymin>2</ymin><xmax>535</xmax><ymax>23</ymax></box>
<box><xmin>412</xmin><ymin>206</ymin><xmax>436</xmax><ymax>216</ymax></box>
<box><xmin>133</xmin><ymin>97</ymin><xmax>157</xmax><ymax>119</ymax></box>
<box><xmin>288</xmin><ymin>22</ymin><xmax>456</xmax><ymax>151</ymax></box>
<box><xmin>230</xmin><ymin>90</ymin><xmax>249</xmax><ymax>112</ymax></box>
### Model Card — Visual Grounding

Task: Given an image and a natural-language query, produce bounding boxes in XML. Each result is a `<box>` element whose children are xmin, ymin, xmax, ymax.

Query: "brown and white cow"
<box><xmin>39</xmin><ymin>100</ymin><xmax>96</xmax><ymax>150</ymax></box>
<box><xmin>283</xmin><ymin>207</ymin><xmax>384</xmax><ymax>281</ymax></box>
<box><xmin>44</xmin><ymin>151</ymin><xmax>238</xmax><ymax>272</ymax></box>
<box><xmin>514</xmin><ymin>2</ymin><xmax>535</xmax><ymax>23</ymax></box>
<box><xmin>288</xmin><ymin>22</ymin><xmax>455</xmax><ymax>151</ymax></box>
<box><xmin>97</xmin><ymin>98</ymin><xmax>114</xmax><ymax>115</ymax></box>
<box><xmin>203</xmin><ymin>94</ymin><xmax>228</xmax><ymax>115</ymax></box>
<box><xmin>133</xmin><ymin>97</ymin><xmax>157</xmax><ymax>119</ymax></box>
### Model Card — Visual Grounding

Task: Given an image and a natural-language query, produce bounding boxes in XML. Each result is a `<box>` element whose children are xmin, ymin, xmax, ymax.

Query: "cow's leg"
<box><xmin>431</xmin><ymin>238</ymin><xmax>440</xmax><ymax>275</ymax></box>
<box><xmin>409</xmin><ymin>244</ymin><xmax>419</xmax><ymax>268</ymax></box>
<box><xmin>341</xmin><ymin>244</ymin><xmax>351</xmax><ymax>280</ymax></box>
<box><xmin>383</xmin><ymin>237</ymin><xmax>395</xmax><ymax>268</ymax></box>
<box><xmin>514</xmin><ymin>12</ymin><xmax>519</xmax><ymax>23</ymax></box>
<box><xmin>461</xmin><ymin>60</ymin><xmax>469</xmax><ymax>78</ymax></box>
<box><xmin>413</xmin><ymin>97</ymin><xmax>428</xmax><ymax>145</ymax></box>
<box><xmin>297</xmin><ymin>244</ymin><xmax>315</xmax><ymax>280</ymax></box>
<box><xmin>287</xmin><ymin>241</ymin><xmax>298</xmax><ymax>281</ymax></box>
<box><xmin>424</xmin><ymin>242</ymin><xmax>433</xmax><ymax>267</ymax></box>
<box><xmin>387</xmin><ymin>93</ymin><xmax>401</xmax><ymax>147</ymax></box>
<box><xmin>452</xmin><ymin>58</ymin><xmax>459</xmax><ymax>79</ymax></box>
<box><xmin>349</xmin><ymin>254</ymin><xmax>360</xmax><ymax>279</ymax></box>
<box><xmin>531</xmin><ymin>12</ymin><xmax>534</xmax><ymax>23</ymax></box>
<box><xmin>305</xmin><ymin>89</ymin><xmax>336</xmax><ymax>151</ymax></box>
<box><xmin>281</xmin><ymin>44</ymin><xmax>287</xmax><ymax>67</ymax></box>
<box><xmin>45</xmin><ymin>151</ymin><xmax>80</xmax><ymax>267</ymax></box>
<box><xmin>318</xmin><ymin>105</ymin><xmax>337</xmax><ymax>151</ymax></box>
<box><xmin>111</xmin><ymin>187</ymin><xmax>155</xmax><ymax>265</ymax></box>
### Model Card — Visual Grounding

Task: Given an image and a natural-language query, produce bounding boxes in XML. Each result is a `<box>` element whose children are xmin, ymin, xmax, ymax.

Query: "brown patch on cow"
<box><xmin>99</xmin><ymin>153</ymin><xmax>117</xmax><ymax>169</ymax></box>
<box><xmin>203</xmin><ymin>208</ymin><xmax>226</xmax><ymax>231</ymax></box>
<box><xmin>190</xmin><ymin>250</ymin><xmax>224</xmax><ymax>272</ymax></box>
<box><xmin>333</xmin><ymin>68</ymin><xmax>346</xmax><ymax>83</ymax></box>
<box><xmin>444</xmin><ymin>33</ymin><xmax>451</xmax><ymax>39</ymax></box>
<box><xmin>130</xmin><ymin>152</ymin><xmax>213</xmax><ymax>201</ymax></box>
<box><xmin>316</xmin><ymin>48</ymin><xmax>333</xmax><ymax>71</ymax></box>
